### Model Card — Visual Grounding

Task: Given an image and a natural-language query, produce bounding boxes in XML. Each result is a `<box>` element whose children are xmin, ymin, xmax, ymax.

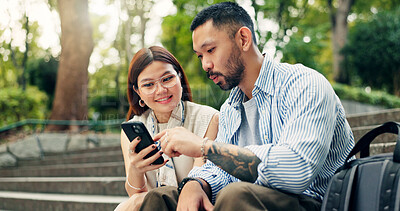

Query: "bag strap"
<box><xmin>346</xmin><ymin>121</ymin><xmax>400</xmax><ymax>162</ymax></box>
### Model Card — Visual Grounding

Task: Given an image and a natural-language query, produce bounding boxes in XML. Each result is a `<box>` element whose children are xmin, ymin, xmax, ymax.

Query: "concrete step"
<box><xmin>352</xmin><ymin>125</ymin><xmax>399</xmax><ymax>144</ymax></box>
<box><xmin>18</xmin><ymin>150</ymin><xmax>123</xmax><ymax>167</ymax></box>
<box><xmin>60</xmin><ymin>145</ymin><xmax>121</xmax><ymax>156</ymax></box>
<box><xmin>346</xmin><ymin>108</ymin><xmax>400</xmax><ymax>128</ymax></box>
<box><xmin>0</xmin><ymin>177</ymin><xmax>126</xmax><ymax>196</ymax></box>
<box><xmin>0</xmin><ymin>191</ymin><xmax>128</xmax><ymax>211</ymax></box>
<box><xmin>351</xmin><ymin>124</ymin><xmax>398</xmax><ymax>156</ymax></box>
<box><xmin>0</xmin><ymin>162</ymin><xmax>125</xmax><ymax>177</ymax></box>
<box><xmin>369</xmin><ymin>142</ymin><xmax>396</xmax><ymax>156</ymax></box>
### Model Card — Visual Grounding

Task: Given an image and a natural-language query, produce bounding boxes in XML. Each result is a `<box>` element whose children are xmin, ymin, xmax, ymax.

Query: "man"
<box><xmin>140</xmin><ymin>2</ymin><xmax>354</xmax><ymax>210</ymax></box>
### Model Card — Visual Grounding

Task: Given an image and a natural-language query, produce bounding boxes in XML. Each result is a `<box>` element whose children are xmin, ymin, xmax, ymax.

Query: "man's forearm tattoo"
<box><xmin>207</xmin><ymin>142</ymin><xmax>261</xmax><ymax>183</ymax></box>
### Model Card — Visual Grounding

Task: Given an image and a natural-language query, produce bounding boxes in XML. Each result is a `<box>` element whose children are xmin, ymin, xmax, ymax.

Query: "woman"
<box><xmin>115</xmin><ymin>46</ymin><xmax>219</xmax><ymax>210</ymax></box>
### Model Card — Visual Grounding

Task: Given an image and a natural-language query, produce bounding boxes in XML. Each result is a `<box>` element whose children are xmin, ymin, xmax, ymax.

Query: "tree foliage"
<box><xmin>0</xmin><ymin>87</ymin><xmax>48</xmax><ymax>127</ymax></box>
<box><xmin>26</xmin><ymin>56</ymin><xmax>58</xmax><ymax>108</ymax></box>
<box><xmin>343</xmin><ymin>7</ymin><xmax>400</xmax><ymax>96</ymax></box>
<box><xmin>2</xmin><ymin>0</ymin><xmax>400</xmax><ymax>128</ymax></box>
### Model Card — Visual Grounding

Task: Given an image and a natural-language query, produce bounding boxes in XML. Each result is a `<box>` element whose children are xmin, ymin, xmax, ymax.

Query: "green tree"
<box><xmin>250</xmin><ymin>0</ymin><xmax>310</xmax><ymax>54</ymax></box>
<box><xmin>343</xmin><ymin>7</ymin><xmax>400</xmax><ymax>96</ymax></box>
<box><xmin>279</xmin><ymin>1</ymin><xmax>332</xmax><ymax>76</ymax></box>
<box><xmin>26</xmin><ymin>56</ymin><xmax>58</xmax><ymax>108</ymax></box>
<box><xmin>0</xmin><ymin>87</ymin><xmax>48</xmax><ymax>127</ymax></box>
<box><xmin>0</xmin><ymin>1</ymin><xmax>42</xmax><ymax>91</ymax></box>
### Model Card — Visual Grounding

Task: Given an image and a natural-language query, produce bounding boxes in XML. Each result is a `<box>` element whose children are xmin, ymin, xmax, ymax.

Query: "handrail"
<box><xmin>0</xmin><ymin>118</ymin><xmax>125</xmax><ymax>134</ymax></box>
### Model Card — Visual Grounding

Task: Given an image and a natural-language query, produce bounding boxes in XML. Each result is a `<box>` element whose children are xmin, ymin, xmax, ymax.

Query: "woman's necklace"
<box><xmin>150</xmin><ymin>100</ymin><xmax>185</xmax><ymax>136</ymax></box>
<box><xmin>149</xmin><ymin>100</ymin><xmax>185</xmax><ymax>187</ymax></box>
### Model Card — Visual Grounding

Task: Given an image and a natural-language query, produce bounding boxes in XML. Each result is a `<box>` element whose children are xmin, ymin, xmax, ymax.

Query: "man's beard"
<box><xmin>207</xmin><ymin>45</ymin><xmax>245</xmax><ymax>91</ymax></box>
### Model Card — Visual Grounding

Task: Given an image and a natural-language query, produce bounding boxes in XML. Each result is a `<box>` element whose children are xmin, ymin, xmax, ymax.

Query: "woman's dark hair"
<box><xmin>190</xmin><ymin>2</ymin><xmax>257</xmax><ymax>44</ymax></box>
<box><xmin>126</xmin><ymin>46</ymin><xmax>192</xmax><ymax>121</ymax></box>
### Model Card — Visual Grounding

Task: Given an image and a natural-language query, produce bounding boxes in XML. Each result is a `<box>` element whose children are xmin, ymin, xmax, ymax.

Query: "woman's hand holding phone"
<box><xmin>127</xmin><ymin>136</ymin><xmax>168</xmax><ymax>175</ymax></box>
<box><xmin>121</xmin><ymin>121</ymin><xmax>167</xmax><ymax>176</ymax></box>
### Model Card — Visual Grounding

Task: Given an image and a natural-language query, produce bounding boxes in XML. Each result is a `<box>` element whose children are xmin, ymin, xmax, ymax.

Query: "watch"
<box><xmin>177</xmin><ymin>177</ymin><xmax>204</xmax><ymax>195</ymax></box>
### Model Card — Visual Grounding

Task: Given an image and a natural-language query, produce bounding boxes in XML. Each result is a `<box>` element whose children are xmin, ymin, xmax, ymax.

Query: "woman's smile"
<box><xmin>155</xmin><ymin>95</ymin><xmax>173</xmax><ymax>104</ymax></box>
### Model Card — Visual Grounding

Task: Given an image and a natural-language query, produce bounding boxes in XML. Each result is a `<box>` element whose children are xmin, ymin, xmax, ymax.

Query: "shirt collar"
<box><xmin>254</xmin><ymin>54</ymin><xmax>276</xmax><ymax>97</ymax></box>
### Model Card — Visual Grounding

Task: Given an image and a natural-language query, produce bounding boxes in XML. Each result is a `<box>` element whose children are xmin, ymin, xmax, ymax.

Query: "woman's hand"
<box><xmin>128</xmin><ymin>136</ymin><xmax>168</xmax><ymax>175</ymax></box>
<box><xmin>154</xmin><ymin>127</ymin><xmax>204</xmax><ymax>158</ymax></box>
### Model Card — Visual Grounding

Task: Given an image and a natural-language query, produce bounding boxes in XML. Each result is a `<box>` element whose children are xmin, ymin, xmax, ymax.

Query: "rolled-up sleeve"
<box><xmin>188</xmin><ymin>160</ymin><xmax>238</xmax><ymax>203</ymax></box>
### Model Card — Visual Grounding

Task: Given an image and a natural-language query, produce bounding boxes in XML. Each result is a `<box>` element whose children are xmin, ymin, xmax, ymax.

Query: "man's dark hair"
<box><xmin>190</xmin><ymin>2</ymin><xmax>257</xmax><ymax>44</ymax></box>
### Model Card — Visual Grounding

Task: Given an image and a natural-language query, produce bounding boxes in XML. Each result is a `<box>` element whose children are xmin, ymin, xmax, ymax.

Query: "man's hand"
<box><xmin>154</xmin><ymin>127</ymin><xmax>204</xmax><ymax>158</ymax></box>
<box><xmin>177</xmin><ymin>181</ymin><xmax>214</xmax><ymax>211</ymax></box>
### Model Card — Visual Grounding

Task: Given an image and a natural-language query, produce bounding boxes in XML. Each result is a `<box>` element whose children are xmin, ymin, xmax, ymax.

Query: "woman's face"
<box><xmin>135</xmin><ymin>61</ymin><xmax>182</xmax><ymax>122</ymax></box>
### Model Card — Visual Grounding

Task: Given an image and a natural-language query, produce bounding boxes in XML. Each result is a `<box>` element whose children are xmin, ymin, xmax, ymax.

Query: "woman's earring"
<box><xmin>139</xmin><ymin>99</ymin><xmax>146</xmax><ymax>107</ymax></box>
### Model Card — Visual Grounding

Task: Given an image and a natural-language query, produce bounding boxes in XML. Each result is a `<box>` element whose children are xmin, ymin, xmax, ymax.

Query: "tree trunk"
<box><xmin>47</xmin><ymin>0</ymin><xmax>93</xmax><ymax>131</ymax></box>
<box><xmin>328</xmin><ymin>0</ymin><xmax>354</xmax><ymax>83</ymax></box>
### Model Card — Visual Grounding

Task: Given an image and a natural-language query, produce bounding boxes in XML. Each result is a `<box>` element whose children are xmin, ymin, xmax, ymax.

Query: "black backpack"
<box><xmin>321</xmin><ymin>121</ymin><xmax>400</xmax><ymax>211</ymax></box>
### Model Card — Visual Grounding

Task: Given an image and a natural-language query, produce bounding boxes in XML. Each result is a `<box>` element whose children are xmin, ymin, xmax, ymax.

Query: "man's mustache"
<box><xmin>206</xmin><ymin>71</ymin><xmax>224</xmax><ymax>78</ymax></box>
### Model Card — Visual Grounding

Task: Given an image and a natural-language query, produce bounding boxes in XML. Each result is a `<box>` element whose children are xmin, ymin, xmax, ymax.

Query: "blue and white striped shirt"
<box><xmin>188</xmin><ymin>54</ymin><xmax>354</xmax><ymax>203</ymax></box>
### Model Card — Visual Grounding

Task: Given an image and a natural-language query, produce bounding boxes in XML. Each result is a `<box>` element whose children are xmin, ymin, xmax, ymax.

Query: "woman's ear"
<box><xmin>237</xmin><ymin>27</ymin><xmax>252</xmax><ymax>51</ymax></box>
<box><xmin>133</xmin><ymin>86</ymin><xmax>140</xmax><ymax>96</ymax></box>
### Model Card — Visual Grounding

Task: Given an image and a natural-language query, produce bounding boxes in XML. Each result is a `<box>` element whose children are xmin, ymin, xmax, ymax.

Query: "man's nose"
<box><xmin>202</xmin><ymin>58</ymin><xmax>213</xmax><ymax>72</ymax></box>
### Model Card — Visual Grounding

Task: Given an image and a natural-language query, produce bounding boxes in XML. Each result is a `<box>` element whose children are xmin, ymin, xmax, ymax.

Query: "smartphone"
<box><xmin>121</xmin><ymin>121</ymin><xmax>164</xmax><ymax>165</ymax></box>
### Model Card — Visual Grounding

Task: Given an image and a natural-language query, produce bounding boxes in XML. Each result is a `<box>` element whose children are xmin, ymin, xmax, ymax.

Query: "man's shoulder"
<box><xmin>277</xmin><ymin>62</ymin><xmax>326</xmax><ymax>81</ymax></box>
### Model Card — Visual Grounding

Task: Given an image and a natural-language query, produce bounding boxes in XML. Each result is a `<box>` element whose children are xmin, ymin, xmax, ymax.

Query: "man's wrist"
<box><xmin>177</xmin><ymin>177</ymin><xmax>203</xmax><ymax>195</ymax></box>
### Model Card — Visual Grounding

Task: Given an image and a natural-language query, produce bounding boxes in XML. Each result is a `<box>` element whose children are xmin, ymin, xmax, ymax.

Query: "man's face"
<box><xmin>192</xmin><ymin>20</ymin><xmax>244</xmax><ymax>90</ymax></box>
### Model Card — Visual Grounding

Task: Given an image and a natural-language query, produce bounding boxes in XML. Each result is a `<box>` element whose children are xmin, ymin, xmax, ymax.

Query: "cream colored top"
<box><xmin>129</xmin><ymin>101</ymin><xmax>218</xmax><ymax>188</ymax></box>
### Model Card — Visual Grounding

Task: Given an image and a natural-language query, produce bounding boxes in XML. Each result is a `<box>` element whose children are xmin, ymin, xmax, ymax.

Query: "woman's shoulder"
<box><xmin>128</xmin><ymin>109</ymin><xmax>151</xmax><ymax>123</ymax></box>
<box><xmin>183</xmin><ymin>101</ymin><xmax>218</xmax><ymax>137</ymax></box>
<box><xmin>183</xmin><ymin>101</ymin><xmax>218</xmax><ymax>115</ymax></box>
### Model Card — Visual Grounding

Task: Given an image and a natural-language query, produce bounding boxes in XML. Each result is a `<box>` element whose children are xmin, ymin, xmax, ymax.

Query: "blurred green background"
<box><xmin>1</xmin><ymin>0</ymin><xmax>399</xmax><ymax>131</ymax></box>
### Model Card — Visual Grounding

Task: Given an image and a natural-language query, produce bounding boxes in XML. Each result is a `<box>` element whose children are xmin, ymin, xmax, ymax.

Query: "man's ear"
<box><xmin>236</xmin><ymin>27</ymin><xmax>253</xmax><ymax>51</ymax></box>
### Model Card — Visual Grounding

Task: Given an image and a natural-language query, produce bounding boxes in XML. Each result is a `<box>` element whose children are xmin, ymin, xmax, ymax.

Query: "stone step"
<box><xmin>369</xmin><ymin>142</ymin><xmax>396</xmax><ymax>156</ymax></box>
<box><xmin>0</xmin><ymin>162</ymin><xmax>125</xmax><ymax>177</ymax></box>
<box><xmin>0</xmin><ymin>177</ymin><xmax>126</xmax><ymax>196</ymax></box>
<box><xmin>352</xmin><ymin>125</ymin><xmax>399</xmax><ymax>144</ymax></box>
<box><xmin>346</xmin><ymin>108</ymin><xmax>400</xmax><ymax>128</ymax></box>
<box><xmin>61</xmin><ymin>145</ymin><xmax>121</xmax><ymax>156</ymax></box>
<box><xmin>18</xmin><ymin>150</ymin><xmax>123</xmax><ymax>167</ymax></box>
<box><xmin>351</xmin><ymin>124</ymin><xmax>398</xmax><ymax>156</ymax></box>
<box><xmin>0</xmin><ymin>191</ymin><xmax>128</xmax><ymax>211</ymax></box>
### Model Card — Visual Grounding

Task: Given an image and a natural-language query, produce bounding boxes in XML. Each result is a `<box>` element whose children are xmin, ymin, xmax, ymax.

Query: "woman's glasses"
<box><xmin>138</xmin><ymin>73</ymin><xmax>179</xmax><ymax>95</ymax></box>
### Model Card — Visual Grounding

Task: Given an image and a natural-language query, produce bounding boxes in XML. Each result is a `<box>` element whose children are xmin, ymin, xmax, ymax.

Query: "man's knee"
<box><xmin>216</xmin><ymin>182</ymin><xmax>253</xmax><ymax>202</ymax></box>
<box><xmin>140</xmin><ymin>186</ymin><xmax>178</xmax><ymax>211</ymax></box>
<box><xmin>146</xmin><ymin>186</ymin><xmax>176</xmax><ymax>197</ymax></box>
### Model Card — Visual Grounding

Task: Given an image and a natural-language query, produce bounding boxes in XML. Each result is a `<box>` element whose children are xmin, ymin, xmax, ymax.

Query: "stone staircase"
<box><xmin>347</xmin><ymin>108</ymin><xmax>400</xmax><ymax>156</ymax></box>
<box><xmin>0</xmin><ymin>135</ymin><xmax>129</xmax><ymax>211</ymax></box>
<box><xmin>0</xmin><ymin>108</ymin><xmax>399</xmax><ymax>210</ymax></box>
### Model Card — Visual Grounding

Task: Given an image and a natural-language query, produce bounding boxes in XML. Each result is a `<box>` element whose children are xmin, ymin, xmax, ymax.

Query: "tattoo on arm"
<box><xmin>207</xmin><ymin>142</ymin><xmax>261</xmax><ymax>183</ymax></box>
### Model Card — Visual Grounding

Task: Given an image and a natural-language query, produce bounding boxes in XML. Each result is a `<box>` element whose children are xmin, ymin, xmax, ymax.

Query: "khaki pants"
<box><xmin>139</xmin><ymin>182</ymin><xmax>321</xmax><ymax>211</ymax></box>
